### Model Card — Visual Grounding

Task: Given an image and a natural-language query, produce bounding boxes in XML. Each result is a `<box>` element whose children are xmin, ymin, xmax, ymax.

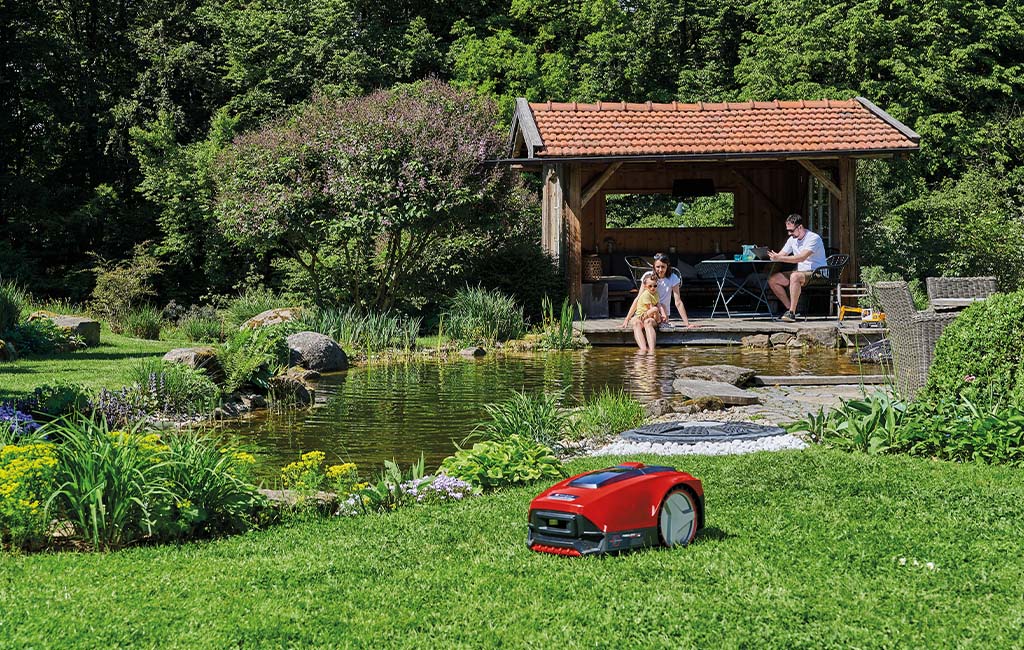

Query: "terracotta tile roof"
<box><xmin>524</xmin><ymin>99</ymin><xmax>919</xmax><ymax>158</ymax></box>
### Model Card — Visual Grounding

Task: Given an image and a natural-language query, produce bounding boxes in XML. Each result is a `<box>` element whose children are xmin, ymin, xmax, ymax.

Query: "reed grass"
<box><xmin>299</xmin><ymin>306</ymin><xmax>421</xmax><ymax>356</ymax></box>
<box><xmin>443</xmin><ymin>286</ymin><xmax>526</xmax><ymax>345</ymax></box>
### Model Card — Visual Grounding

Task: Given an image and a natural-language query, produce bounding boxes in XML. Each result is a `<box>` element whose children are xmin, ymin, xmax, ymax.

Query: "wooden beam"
<box><xmin>730</xmin><ymin>169</ymin><xmax>785</xmax><ymax>217</ymax></box>
<box><xmin>837</xmin><ymin>157</ymin><xmax>858</xmax><ymax>280</ymax></box>
<box><xmin>541</xmin><ymin>164</ymin><xmax>563</xmax><ymax>261</ymax></box>
<box><xmin>797</xmin><ymin>159</ymin><xmax>843</xmax><ymax>201</ymax></box>
<box><xmin>564</xmin><ymin>165</ymin><xmax>584</xmax><ymax>309</ymax></box>
<box><xmin>580</xmin><ymin>161</ymin><xmax>623</xmax><ymax>208</ymax></box>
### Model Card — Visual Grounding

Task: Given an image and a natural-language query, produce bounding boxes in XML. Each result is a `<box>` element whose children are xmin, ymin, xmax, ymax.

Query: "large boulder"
<box><xmin>241</xmin><ymin>307</ymin><xmax>303</xmax><ymax>330</ymax></box>
<box><xmin>50</xmin><ymin>316</ymin><xmax>101</xmax><ymax>347</ymax></box>
<box><xmin>162</xmin><ymin>347</ymin><xmax>221</xmax><ymax>376</ymax></box>
<box><xmin>286</xmin><ymin>331</ymin><xmax>347</xmax><ymax>372</ymax></box>
<box><xmin>674</xmin><ymin>364</ymin><xmax>756</xmax><ymax>387</ymax></box>
<box><xmin>672</xmin><ymin>378</ymin><xmax>760</xmax><ymax>406</ymax></box>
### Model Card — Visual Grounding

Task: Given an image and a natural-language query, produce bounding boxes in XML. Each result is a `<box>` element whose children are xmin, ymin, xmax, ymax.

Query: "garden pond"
<box><xmin>224</xmin><ymin>346</ymin><xmax>870</xmax><ymax>477</ymax></box>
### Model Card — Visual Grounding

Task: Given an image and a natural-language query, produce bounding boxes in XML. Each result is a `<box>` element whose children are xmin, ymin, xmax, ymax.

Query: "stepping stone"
<box><xmin>674</xmin><ymin>364</ymin><xmax>756</xmax><ymax>387</ymax></box>
<box><xmin>620</xmin><ymin>420</ymin><xmax>787</xmax><ymax>443</ymax></box>
<box><xmin>672</xmin><ymin>378</ymin><xmax>760</xmax><ymax>406</ymax></box>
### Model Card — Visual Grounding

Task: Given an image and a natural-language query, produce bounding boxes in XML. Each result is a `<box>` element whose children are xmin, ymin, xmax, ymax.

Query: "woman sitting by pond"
<box><xmin>644</xmin><ymin>253</ymin><xmax>695</xmax><ymax>329</ymax></box>
<box><xmin>622</xmin><ymin>275</ymin><xmax>665</xmax><ymax>352</ymax></box>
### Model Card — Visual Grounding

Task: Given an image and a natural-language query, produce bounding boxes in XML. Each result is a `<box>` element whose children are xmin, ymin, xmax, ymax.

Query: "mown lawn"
<box><xmin>2</xmin><ymin>448</ymin><xmax>1022</xmax><ymax>648</ymax></box>
<box><xmin>0</xmin><ymin>329</ymin><xmax>176</xmax><ymax>400</ymax></box>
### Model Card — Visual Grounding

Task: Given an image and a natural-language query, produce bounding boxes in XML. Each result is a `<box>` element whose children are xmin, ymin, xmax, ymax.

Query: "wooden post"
<box><xmin>836</xmin><ymin>157</ymin><xmax>858</xmax><ymax>280</ymax></box>
<box><xmin>564</xmin><ymin>164</ymin><xmax>583</xmax><ymax>308</ymax></box>
<box><xmin>541</xmin><ymin>164</ymin><xmax>563</xmax><ymax>261</ymax></box>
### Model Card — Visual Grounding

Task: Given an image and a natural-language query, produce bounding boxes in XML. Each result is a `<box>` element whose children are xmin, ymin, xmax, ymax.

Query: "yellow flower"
<box><xmin>300</xmin><ymin>450</ymin><xmax>326</xmax><ymax>465</ymax></box>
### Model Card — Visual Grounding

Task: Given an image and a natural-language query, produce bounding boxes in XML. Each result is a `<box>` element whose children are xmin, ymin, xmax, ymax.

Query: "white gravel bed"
<box><xmin>588</xmin><ymin>433</ymin><xmax>808</xmax><ymax>457</ymax></box>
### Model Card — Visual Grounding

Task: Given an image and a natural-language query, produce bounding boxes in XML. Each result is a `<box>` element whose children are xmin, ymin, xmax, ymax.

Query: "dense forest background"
<box><xmin>3</xmin><ymin>0</ymin><xmax>1024</xmax><ymax>309</ymax></box>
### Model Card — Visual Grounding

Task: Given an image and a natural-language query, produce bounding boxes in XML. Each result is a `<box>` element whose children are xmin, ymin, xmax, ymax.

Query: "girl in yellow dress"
<box><xmin>622</xmin><ymin>276</ymin><xmax>667</xmax><ymax>352</ymax></box>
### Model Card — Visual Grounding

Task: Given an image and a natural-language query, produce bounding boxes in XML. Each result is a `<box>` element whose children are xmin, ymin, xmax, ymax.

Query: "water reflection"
<box><xmin>224</xmin><ymin>346</ymin><xmax>867</xmax><ymax>476</ymax></box>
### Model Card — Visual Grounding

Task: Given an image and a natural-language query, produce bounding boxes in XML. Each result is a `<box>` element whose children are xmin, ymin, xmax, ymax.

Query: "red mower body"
<box><xmin>528</xmin><ymin>462</ymin><xmax>704</xmax><ymax>556</ymax></box>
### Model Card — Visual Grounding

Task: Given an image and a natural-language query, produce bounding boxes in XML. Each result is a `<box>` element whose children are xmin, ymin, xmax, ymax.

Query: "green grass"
<box><xmin>0</xmin><ymin>327</ymin><xmax>176</xmax><ymax>399</ymax></box>
<box><xmin>3</xmin><ymin>448</ymin><xmax>1023</xmax><ymax>647</ymax></box>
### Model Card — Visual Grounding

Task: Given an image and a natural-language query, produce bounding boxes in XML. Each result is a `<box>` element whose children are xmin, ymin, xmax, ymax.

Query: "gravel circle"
<box><xmin>588</xmin><ymin>433</ymin><xmax>808</xmax><ymax>457</ymax></box>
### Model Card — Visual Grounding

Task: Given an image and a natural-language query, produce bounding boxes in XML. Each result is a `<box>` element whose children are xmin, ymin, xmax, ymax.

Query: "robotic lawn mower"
<box><xmin>527</xmin><ymin>462</ymin><xmax>704</xmax><ymax>556</ymax></box>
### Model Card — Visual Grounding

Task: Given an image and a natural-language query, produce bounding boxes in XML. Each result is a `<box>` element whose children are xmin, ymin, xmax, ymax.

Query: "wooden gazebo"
<box><xmin>503</xmin><ymin>97</ymin><xmax>920</xmax><ymax>304</ymax></box>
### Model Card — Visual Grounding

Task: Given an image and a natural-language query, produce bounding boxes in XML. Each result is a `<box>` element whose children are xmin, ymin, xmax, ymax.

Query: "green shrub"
<box><xmin>3</xmin><ymin>318</ymin><xmax>80</xmax><ymax>354</ymax></box>
<box><xmin>299</xmin><ymin>306</ymin><xmax>420</xmax><ymax>355</ymax></box>
<box><xmin>470</xmin><ymin>241</ymin><xmax>564</xmax><ymax>322</ymax></box>
<box><xmin>216</xmin><ymin>326</ymin><xmax>290</xmax><ymax>393</ymax></box>
<box><xmin>88</xmin><ymin>243</ymin><xmax>165</xmax><ymax>331</ymax></box>
<box><xmin>176</xmin><ymin>313</ymin><xmax>224</xmax><ymax>343</ymax></box>
<box><xmin>46</xmin><ymin>416</ymin><xmax>172</xmax><ymax>550</ymax></box>
<box><xmin>476</xmin><ymin>391</ymin><xmax>570</xmax><ymax>451</ymax></box>
<box><xmin>900</xmin><ymin>400</ymin><xmax>1024</xmax><ymax>467</ymax></box>
<box><xmin>160</xmin><ymin>432</ymin><xmax>264</xmax><ymax>538</ymax></box>
<box><xmin>922</xmin><ymin>291</ymin><xmax>1024</xmax><ymax>409</ymax></box>
<box><xmin>571</xmin><ymin>388</ymin><xmax>647</xmax><ymax>441</ymax></box>
<box><xmin>0</xmin><ymin>442</ymin><xmax>58</xmax><ymax>549</ymax></box>
<box><xmin>124</xmin><ymin>359</ymin><xmax>221</xmax><ymax>415</ymax></box>
<box><xmin>223</xmin><ymin>288</ymin><xmax>289</xmax><ymax>329</ymax></box>
<box><xmin>122</xmin><ymin>305</ymin><xmax>164</xmax><ymax>340</ymax></box>
<box><xmin>443</xmin><ymin>286</ymin><xmax>525</xmax><ymax>344</ymax></box>
<box><xmin>0</xmin><ymin>281</ymin><xmax>27</xmax><ymax>333</ymax></box>
<box><xmin>31</xmin><ymin>382</ymin><xmax>92</xmax><ymax>418</ymax></box>
<box><xmin>438</xmin><ymin>434</ymin><xmax>564</xmax><ymax>490</ymax></box>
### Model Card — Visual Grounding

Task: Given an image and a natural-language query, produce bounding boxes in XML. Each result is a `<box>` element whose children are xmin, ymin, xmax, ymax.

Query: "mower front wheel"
<box><xmin>657</xmin><ymin>487</ymin><xmax>699</xmax><ymax>547</ymax></box>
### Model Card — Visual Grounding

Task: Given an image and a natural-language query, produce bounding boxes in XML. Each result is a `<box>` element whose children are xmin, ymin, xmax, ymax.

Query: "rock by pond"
<box><xmin>241</xmin><ymin>307</ymin><xmax>303</xmax><ymax>329</ymax></box>
<box><xmin>672</xmin><ymin>378</ymin><xmax>760</xmax><ymax>406</ymax></box>
<box><xmin>674</xmin><ymin>364</ymin><xmax>756</xmax><ymax>387</ymax></box>
<box><xmin>287</xmin><ymin>331</ymin><xmax>347</xmax><ymax>372</ymax></box>
<box><xmin>163</xmin><ymin>346</ymin><xmax>221</xmax><ymax>376</ymax></box>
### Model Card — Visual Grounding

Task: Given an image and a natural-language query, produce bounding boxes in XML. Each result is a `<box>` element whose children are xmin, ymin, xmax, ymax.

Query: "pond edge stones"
<box><xmin>672</xmin><ymin>378</ymin><xmax>759</xmax><ymax>406</ymax></box>
<box><xmin>674</xmin><ymin>364</ymin><xmax>756</xmax><ymax>387</ymax></box>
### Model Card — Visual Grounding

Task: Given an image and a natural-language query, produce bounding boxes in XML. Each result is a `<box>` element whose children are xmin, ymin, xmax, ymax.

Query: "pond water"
<box><xmin>226</xmin><ymin>346</ymin><xmax>869</xmax><ymax>477</ymax></box>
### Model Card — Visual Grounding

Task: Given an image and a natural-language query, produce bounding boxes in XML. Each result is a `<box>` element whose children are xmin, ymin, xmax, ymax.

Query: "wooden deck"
<box><xmin>577</xmin><ymin>316</ymin><xmax>886</xmax><ymax>346</ymax></box>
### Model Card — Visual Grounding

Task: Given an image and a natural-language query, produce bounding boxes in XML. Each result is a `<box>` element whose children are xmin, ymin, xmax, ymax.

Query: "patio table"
<box><xmin>698</xmin><ymin>259</ymin><xmax>793</xmax><ymax>319</ymax></box>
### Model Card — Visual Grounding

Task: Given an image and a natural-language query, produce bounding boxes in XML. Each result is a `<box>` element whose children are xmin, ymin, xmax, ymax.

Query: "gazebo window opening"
<box><xmin>603</xmin><ymin>191</ymin><xmax>735</xmax><ymax>230</ymax></box>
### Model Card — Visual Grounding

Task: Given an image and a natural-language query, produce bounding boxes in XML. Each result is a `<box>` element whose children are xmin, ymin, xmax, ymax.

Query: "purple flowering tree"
<box><xmin>214</xmin><ymin>79</ymin><xmax>522</xmax><ymax>309</ymax></box>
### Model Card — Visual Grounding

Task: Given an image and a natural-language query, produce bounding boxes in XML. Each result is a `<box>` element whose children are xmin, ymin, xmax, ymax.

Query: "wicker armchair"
<box><xmin>926</xmin><ymin>276</ymin><xmax>997</xmax><ymax>310</ymax></box>
<box><xmin>874</xmin><ymin>281</ymin><xmax>960</xmax><ymax>400</ymax></box>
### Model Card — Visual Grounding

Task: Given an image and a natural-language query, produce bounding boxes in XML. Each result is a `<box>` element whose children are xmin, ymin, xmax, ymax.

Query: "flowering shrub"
<box><xmin>402</xmin><ymin>474</ymin><xmax>478</xmax><ymax>505</ymax></box>
<box><xmin>281</xmin><ymin>450</ymin><xmax>329</xmax><ymax>492</ymax></box>
<box><xmin>214</xmin><ymin>79</ymin><xmax>524</xmax><ymax>309</ymax></box>
<box><xmin>0</xmin><ymin>442</ymin><xmax>58</xmax><ymax>548</ymax></box>
<box><xmin>125</xmin><ymin>360</ymin><xmax>221</xmax><ymax>417</ymax></box>
<box><xmin>1</xmin><ymin>404</ymin><xmax>41</xmax><ymax>445</ymax></box>
<box><xmin>90</xmin><ymin>387</ymin><xmax>148</xmax><ymax>427</ymax></box>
